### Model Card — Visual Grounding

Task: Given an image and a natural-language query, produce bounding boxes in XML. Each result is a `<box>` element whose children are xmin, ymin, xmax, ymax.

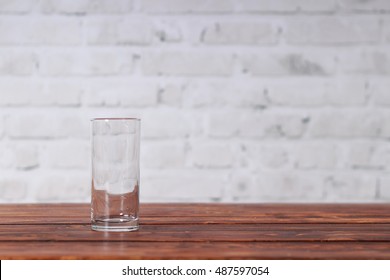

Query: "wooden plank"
<box><xmin>1</xmin><ymin>203</ymin><xmax>390</xmax><ymax>259</ymax></box>
<box><xmin>1</xmin><ymin>203</ymin><xmax>390</xmax><ymax>224</ymax></box>
<box><xmin>1</xmin><ymin>241</ymin><xmax>390</xmax><ymax>260</ymax></box>
<box><xmin>1</xmin><ymin>224</ymin><xmax>390</xmax><ymax>242</ymax></box>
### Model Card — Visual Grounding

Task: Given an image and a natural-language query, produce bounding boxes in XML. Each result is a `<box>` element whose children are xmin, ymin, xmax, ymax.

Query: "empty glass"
<box><xmin>91</xmin><ymin>118</ymin><xmax>140</xmax><ymax>232</ymax></box>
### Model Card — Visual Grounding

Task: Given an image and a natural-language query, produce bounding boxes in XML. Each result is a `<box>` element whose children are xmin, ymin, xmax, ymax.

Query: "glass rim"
<box><xmin>91</xmin><ymin>118</ymin><xmax>141</xmax><ymax>121</ymax></box>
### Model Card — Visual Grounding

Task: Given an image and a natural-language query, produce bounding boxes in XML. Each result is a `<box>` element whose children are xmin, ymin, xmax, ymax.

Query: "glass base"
<box><xmin>91</xmin><ymin>217</ymin><xmax>139</xmax><ymax>232</ymax></box>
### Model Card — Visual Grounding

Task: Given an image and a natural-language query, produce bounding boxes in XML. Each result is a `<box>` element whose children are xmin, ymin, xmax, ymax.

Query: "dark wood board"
<box><xmin>1</xmin><ymin>203</ymin><xmax>390</xmax><ymax>259</ymax></box>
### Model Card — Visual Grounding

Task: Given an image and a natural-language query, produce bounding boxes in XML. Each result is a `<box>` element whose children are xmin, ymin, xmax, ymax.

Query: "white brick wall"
<box><xmin>0</xmin><ymin>0</ymin><xmax>389</xmax><ymax>203</ymax></box>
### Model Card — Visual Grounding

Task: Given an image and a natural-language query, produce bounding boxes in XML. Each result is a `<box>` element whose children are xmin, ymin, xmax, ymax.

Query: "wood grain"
<box><xmin>1</xmin><ymin>203</ymin><xmax>390</xmax><ymax>224</ymax></box>
<box><xmin>1</xmin><ymin>242</ymin><xmax>390</xmax><ymax>260</ymax></box>
<box><xmin>1</xmin><ymin>203</ymin><xmax>390</xmax><ymax>259</ymax></box>
<box><xmin>0</xmin><ymin>224</ymin><xmax>390</xmax><ymax>242</ymax></box>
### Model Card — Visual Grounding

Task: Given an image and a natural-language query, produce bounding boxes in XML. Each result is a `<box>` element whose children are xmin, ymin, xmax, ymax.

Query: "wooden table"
<box><xmin>0</xmin><ymin>203</ymin><xmax>390</xmax><ymax>259</ymax></box>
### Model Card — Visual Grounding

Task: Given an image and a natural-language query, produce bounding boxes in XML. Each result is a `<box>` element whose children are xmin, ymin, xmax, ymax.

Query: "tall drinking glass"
<box><xmin>91</xmin><ymin>118</ymin><xmax>140</xmax><ymax>232</ymax></box>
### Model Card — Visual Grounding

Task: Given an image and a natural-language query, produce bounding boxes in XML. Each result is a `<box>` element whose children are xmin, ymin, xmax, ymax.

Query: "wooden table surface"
<box><xmin>1</xmin><ymin>203</ymin><xmax>390</xmax><ymax>259</ymax></box>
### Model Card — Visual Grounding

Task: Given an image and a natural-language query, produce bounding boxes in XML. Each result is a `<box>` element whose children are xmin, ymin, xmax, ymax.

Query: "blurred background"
<box><xmin>0</xmin><ymin>0</ymin><xmax>389</xmax><ymax>203</ymax></box>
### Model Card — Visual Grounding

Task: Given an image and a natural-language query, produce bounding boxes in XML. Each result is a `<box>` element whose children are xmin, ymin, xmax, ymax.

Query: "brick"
<box><xmin>0</xmin><ymin>80</ymin><xmax>42</xmax><ymax>106</ymax></box>
<box><xmin>309</xmin><ymin>111</ymin><xmax>382</xmax><ymax>138</ymax></box>
<box><xmin>84</xmin><ymin>88</ymin><xmax>118</xmax><ymax>107</ymax></box>
<box><xmin>155</xmin><ymin>20</ymin><xmax>182</xmax><ymax>43</ymax></box>
<box><xmin>371</xmin><ymin>144</ymin><xmax>390</xmax><ymax>170</ymax></box>
<box><xmin>339</xmin><ymin>0</ymin><xmax>390</xmax><ymax>12</ymax></box>
<box><xmin>201</xmin><ymin>21</ymin><xmax>277</xmax><ymax>45</ymax></box>
<box><xmin>12</xmin><ymin>143</ymin><xmax>39</xmax><ymax>170</ymax></box>
<box><xmin>255</xmin><ymin>171</ymin><xmax>324</xmax><ymax>201</ymax></box>
<box><xmin>141</xmin><ymin>110</ymin><xmax>191</xmax><ymax>139</ymax></box>
<box><xmin>208</xmin><ymin>110</ymin><xmax>242</xmax><ymax>138</ymax></box>
<box><xmin>43</xmin><ymin>81</ymin><xmax>82</xmax><ymax>107</ymax></box>
<box><xmin>117</xmin><ymin>84</ymin><xmax>158</xmax><ymax>107</ymax></box>
<box><xmin>371</xmin><ymin>79</ymin><xmax>390</xmax><ymax>106</ymax></box>
<box><xmin>245</xmin><ymin>144</ymin><xmax>289</xmax><ymax>169</ymax></box>
<box><xmin>286</xmin><ymin>17</ymin><xmax>381</xmax><ymax>45</ymax></box>
<box><xmin>0</xmin><ymin>51</ymin><xmax>36</xmax><ymax>75</ymax></box>
<box><xmin>0</xmin><ymin>0</ymin><xmax>34</xmax><ymax>13</ymax></box>
<box><xmin>227</xmin><ymin>170</ymin><xmax>255</xmax><ymax>201</ymax></box>
<box><xmin>346</xmin><ymin>142</ymin><xmax>374</xmax><ymax>169</ymax></box>
<box><xmin>141</xmin><ymin>142</ymin><xmax>186</xmax><ymax>168</ymax></box>
<box><xmin>0</xmin><ymin>18</ymin><xmax>81</xmax><ymax>45</ymax></box>
<box><xmin>86</xmin><ymin>0</ymin><xmax>132</xmax><ymax>14</ymax></box>
<box><xmin>267</xmin><ymin>78</ymin><xmax>367</xmax><ymax>107</ymax></box>
<box><xmin>142</xmin><ymin>51</ymin><xmax>233</xmax><ymax>76</ymax></box>
<box><xmin>292</xmin><ymin>143</ymin><xmax>340</xmax><ymax>169</ymax></box>
<box><xmin>159</xmin><ymin>84</ymin><xmax>183</xmax><ymax>106</ymax></box>
<box><xmin>268</xmin><ymin>78</ymin><xmax>368</xmax><ymax>107</ymax></box>
<box><xmin>0</xmin><ymin>179</ymin><xmax>27</xmax><ymax>201</ymax></box>
<box><xmin>242</xmin><ymin>54</ymin><xmax>286</xmax><ymax>76</ymax></box>
<box><xmin>326</xmin><ymin>79</ymin><xmax>368</xmax><ymax>106</ymax></box>
<box><xmin>140</xmin><ymin>0</ymin><xmax>234</xmax><ymax>13</ymax></box>
<box><xmin>323</xmin><ymin>173</ymin><xmax>376</xmax><ymax>201</ymax></box>
<box><xmin>379</xmin><ymin>176</ymin><xmax>390</xmax><ymax>199</ymax></box>
<box><xmin>226</xmin><ymin>83</ymin><xmax>268</xmax><ymax>108</ymax></box>
<box><xmin>270</xmin><ymin>114</ymin><xmax>308</xmax><ymax>138</ymax></box>
<box><xmin>7</xmin><ymin>114</ymin><xmax>89</xmax><ymax>139</ymax></box>
<box><xmin>380</xmin><ymin>112</ymin><xmax>390</xmax><ymax>139</ymax></box>
<box><xmin>0</xmin><ymin>116</ymin><xmax>4</xmax><ymax>139</ymax></box>
<box><xmin>59</xmin><ymin>115</ymin><xmax>90</xmax><ymax>139</ymax></box>
<box><xmin>208</xmin><ymin>111</ymin><xmax>308</xmax><ymax>139</ymax></box>
<box><xmin>184</xmin><ymin>83</ymin><xmax>226</xmax><ymax>108</ymax></box>
<box><xmin>86</xmin><ymin>81</ymin><xmax>157</xmax><ymax>107</ymax></box>
<box><xmin>41</xmin><ymin>0</ymin><xmax>132</xmax><ymax>14</ymax></box>
<box><xmin>266</xmin><ymin>79</ymin><xmax>329</xmax><ymax>106</ymax></box>
<box><xmin>241</xmin><ymin>52</ymin><xmax>336</xmax><ymax>76</ymax></box>
<box><xmin>237</xmin><ymin>0</ymin><xmax>336</xmax><ymax>12</ymax></box>
<box><xmin>339</xmin><ymin>51</ymin><xmax>390</xmax><ymax>75</ymax></box>
<box><xmin>346</xmin><ymin>142</ymin><xmax>390</xmax><ymax>170</ymax></box>
<box><xmin>7</xmin><ymin>114</ymin><xmax>59</xmax><ymax>139</ymax></box>
<box><xmin>184</xmin><ymin>81</ymin><xmax>267</xmax><ymax>108</ymax></box>
<box><xmin>0</xmin><ymin>80</ymin><xmax>82</xmax><ymax>107</ymax></box>
<box><xmin>141</xmin><ymin>169</ymin><xmax>226</xmax><ymax>201</ymax></box>
<box><xmin>271</xmin><ymin>78</ymin><xmax>372</xmax><ymax>107</ymax></box>
<box><xmin>240</xmin><ymin>112</ymin><xmax>308</xmax><ymax>139</ymax></box>
<box><xmin>40</xmin><ymin>50</ymin><xmax>133</xmax><ymax>76</ymax></box>
<box><xmin>0</xmin><ymin>143</ymin><xmax>12</xmax><ymax>168</ymax></box>
<box><xmin>190</xmin><ymin>142</ymin><xmax>234</xmax><ymax>168</ymax></box>
<box><xmin>43</xmin><ymin>141</ymin><xmax>89</xmax><ymax>169</ymax></box>
<box><xmin>36</xmin><ymin>174</ymin><xmax>90</xmax><ymax>202</ymax></box>
<box><xmin>40</xmin><ymin>0</ymin><xmax>88</xmax><ymax>14</ymax></box>
<box><xmin>385</xmin><ymin>19</ymin><xmax>390</xmax><ymax>43</ymax></box>
<box><xmin>86</xmin><ymin>18</ymin><xmax>153</xmax><ymax>45</ymax></box>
